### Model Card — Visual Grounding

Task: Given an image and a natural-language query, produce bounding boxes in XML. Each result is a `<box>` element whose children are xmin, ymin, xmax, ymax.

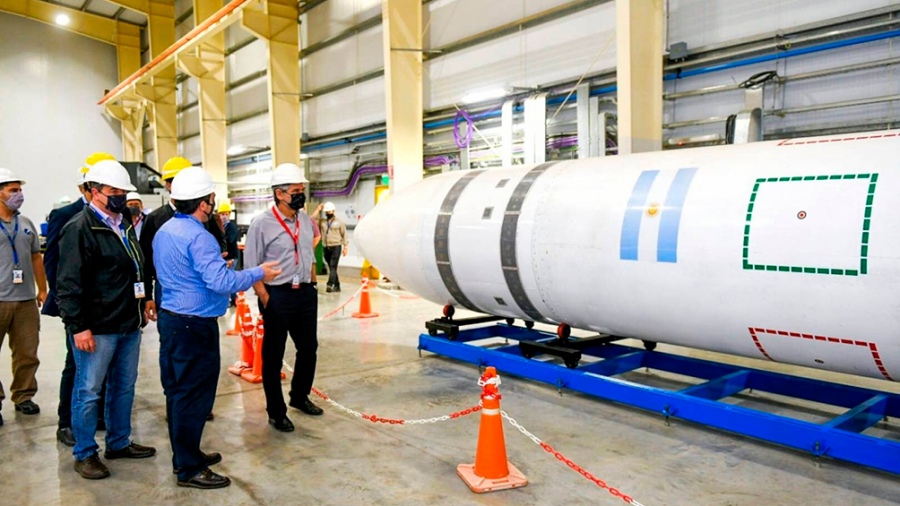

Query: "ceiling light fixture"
<box><xmin>55</xmin><ymin>13</ymin><xmax>71</xmax><ymax>26</ymax></box>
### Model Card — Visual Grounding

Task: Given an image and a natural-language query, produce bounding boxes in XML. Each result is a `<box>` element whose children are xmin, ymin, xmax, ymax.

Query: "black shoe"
<box><xmin>74</xmin><ymin>454</ymin><xmax>110</xmax><ymax>480</ymax></box>
<box><xmin>289</xmin><ymin>397</ymin><xmax>324</xmax><ymax>416</ymax></box>
<box><xmin>97</xmin><ymin>418</ymin><xmax>106</xmax><ymax>431</ymax></box>
<box><xmin>57</xmin><ymin>427</ymin><xmax>76</xmax><ymax>447</ymax></box>
<box><xmin>104</xmin><ymin>442</ymin><xmax>157</xmax><ymax>460</ymax></box>
<box><xmin>0</xmin><ymin>412</ymin><xmax>3</xmax><ymax>426</ymax></box>
<box><xmin>206</xmin><ymin>412</ymin><xmax>214</xmax><ymax>421</ymax></box>
<box><xmin>325</xmin><ymin>285</ymin><xmax>333</xmax><ymax>293</ymax></box>
<box><xmin>268</xmin><ymin>416</ymin><xmax>294</xmax><ymax>432</ymax></box>
<box><xmin>177</xmin><ymin>468</ymin><xmax>231</xmax><ymax>489</ymax></box>
<box><xmin>333</xmin><ymin>286</ymin><xmax>341</xmax><ymax>293</ymax></box>
<box><xmin>15</xmin><ymin>400</ymin><xmax>40</xmax><ymax>415</ymax></box>
<box><xmin>173</xmin><ymin>452</ymin><xmax>222</xmax><ymax>474</ymax></box>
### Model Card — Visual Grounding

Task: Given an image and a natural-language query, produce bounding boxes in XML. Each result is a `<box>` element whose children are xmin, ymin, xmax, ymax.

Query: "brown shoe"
<box><xmin>104</xmin><ymin>442</ymin><xmax>156</xmax><ymax>460</ymax></box>
<box><xmin>177</xmin><ymin>468</ymin><xmax>231</xmax><ymax>489</ymax></box>
<box><xmin>74</xmin><ymin>454</ymin><xmax>110</xmax><ymax>480</ymax></box>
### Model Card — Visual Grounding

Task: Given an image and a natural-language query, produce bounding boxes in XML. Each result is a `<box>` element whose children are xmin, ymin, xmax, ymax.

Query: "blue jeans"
<box><xmin>71</xmin><ymin>330</ymin><xmax>142</xmax><ymax>461</ymax></box>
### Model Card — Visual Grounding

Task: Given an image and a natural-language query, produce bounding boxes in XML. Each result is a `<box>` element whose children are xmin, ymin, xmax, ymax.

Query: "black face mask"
<box><xmin>326</xmin><ymin>212</ymin><xmax>335</xmax><ymax>220</ymax></box>
<box><xmin>128</xmin><ymin>205</ymin><xmax>142</xmax><ymax>217</ymax></box>
<box><xmin>202</xmin><ymin>199</ymin><xmax>215</xmax><ymax>221</ymax></box>
<box><xmin>104</xmin><ymin>193</ymin><xmax>128</xmax><ymax>214</ymax></box>
<box><xmin>286</xmin><ymin>192</ymin><xmax>306</xmax><ymax>211</ymax></box>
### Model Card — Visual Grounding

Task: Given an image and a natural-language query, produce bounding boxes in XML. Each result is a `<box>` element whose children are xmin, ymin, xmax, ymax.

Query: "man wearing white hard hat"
<box><xmin>0</xmin><ymin>168</ymin><xmax>47</xmax><ymax>427</ymax></box>
<box><xmin>58</xmin><ymin>159</ymin><xmax>156</xmax><ymax>480</ymax></box>
<box><xmin>125</xmin><ymin>192</ymin><xmax>145</xmax><ymax>239</ymax></box>
<box><xmin>245</xmin><ymin>162</ymin><xmax>322</xmax><ymax>433</ymax></box>
<box><xmin>154</xmin><ymin>167</ymin><xmax>280</xmax><ymax>489</ymax></box>
<box><xmin>44</xmin><ymin>161</ymin><xmax>110</xmax><ymax>446</ymax></box>
<box><xmin>318</xmin><ymin>201</ymin><xmax>349</xmax><ymax>293</ymax></box>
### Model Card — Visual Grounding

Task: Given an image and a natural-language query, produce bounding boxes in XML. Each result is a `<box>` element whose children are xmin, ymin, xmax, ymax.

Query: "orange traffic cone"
<box><xmin>457</xmin><ymin>367</ymin><xmax>528</xmax><ymax>493</ymax></box>
<box><xmin>226</xmin><ymin>292</ymin><xmax>246</xmax><ymax>336</ymax></box>
<box><xmin>239</xmin><ymin>316</ymin><xmax>286</xmax><ymax>383</ymax></box>
<box><xmin>228</xmin><ymin>304</ymin><xmax>255</xmax><ymax>376</ymax></box>
<box><xmin>352</xmin><ymin>277</ymin><xmax>379</xmax><ymax>319</ymax></box>
<box><xmin>240</xmin><ymin>316</ymin><xmax>265</xmax><ymax>384</ymax></box>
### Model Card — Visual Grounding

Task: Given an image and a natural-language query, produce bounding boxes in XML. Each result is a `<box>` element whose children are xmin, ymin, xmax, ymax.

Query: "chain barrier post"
<box><xmin>457</xmin><ymin>366</ymin><xmax>528</xmax><ymax>493</ymax></box>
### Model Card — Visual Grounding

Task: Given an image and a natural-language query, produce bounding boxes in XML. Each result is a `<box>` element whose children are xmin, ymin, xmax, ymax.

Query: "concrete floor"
<box><xmin>1</xmin><ymin>271</ymin><xmax>899</xmax><ymax>505</ymax></box>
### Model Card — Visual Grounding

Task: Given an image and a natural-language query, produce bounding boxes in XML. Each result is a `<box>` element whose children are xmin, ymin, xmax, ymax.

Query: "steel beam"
<box><xmin>145</xmin><ymin>0</ymin><xmax>177</xmax><ymax>168</ymax></box>
<box><xmin>241</xmin><ymin>0</ymin><xmax>301</xmax><ymax>167</ymax></box>
<box><xmin>382</xmin><ymin>0</ymin><xmax>423</xmax><ymax>193</ymax></box>
<box><xmin>0</xmin><ymin>0</ymin><xmax>138</xmax><ymax>45</ymax></box>
<box><xmin>616</xmin><ymin>0</ymin><xmax>663</xmax><ymax>154</ymax></box>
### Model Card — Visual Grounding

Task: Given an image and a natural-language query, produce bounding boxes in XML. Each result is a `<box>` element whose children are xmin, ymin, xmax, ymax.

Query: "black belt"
<box><xmin>160</xmin><ymin>308</ymin><xmax>217</xmax><ymax>320</ymax></box>
<box><xmin>266</xmin><ymin>282</ymin><xmax>315</xmax><ymax>290</ymax></box>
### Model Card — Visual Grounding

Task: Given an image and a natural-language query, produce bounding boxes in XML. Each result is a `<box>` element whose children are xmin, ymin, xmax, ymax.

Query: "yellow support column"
<box><xmin>241</xmin><ymin>0</ymin><xmax>300</xmax><ymax>167</ymax></box>
<box><xmin>147</xmin><ymin>0</ymin><xmax>178</xmax><ymax>169</ymax></box>
<box><xmin>382</xmin><ymin>0</ymin><xmax>423</xmax><ymax>193</ymax></box>
<box><xmin>179</xmin><ymin>0</ymin><xmax>228</xmax><ymax>192</ymax></box>
<box><xmin>616</xmin><ymin>0</ymin><xmax>664</xmax><ymax>155</ymax></box>
<box><xmin>113</xmin><ymin>24</ymin><xmax>144</xmax><ymax>161</ymax></box>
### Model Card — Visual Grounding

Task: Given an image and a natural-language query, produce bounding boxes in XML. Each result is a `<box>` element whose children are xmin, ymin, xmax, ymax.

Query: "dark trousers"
<box><xmin>58</xmin><ymin>332</ymin><xmax>105</xmax><ymax>429</ymax></box>
<box><xmin>259</xmin><ymin>283</ymin><xmax>318</xmax><ymax>419</ymax></box>
<box><xmin>323</xmin><ymin>245</ymin><xmax>342</xmax><ymax>288</ymax></box>
<box><xmin>158</xmin><ymin>310</ymin><xmax>219</xmax><ymax>482</ymax></box>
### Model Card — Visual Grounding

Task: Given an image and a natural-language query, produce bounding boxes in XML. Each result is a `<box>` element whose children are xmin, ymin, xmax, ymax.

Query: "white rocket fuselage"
<box><xmin>354</xmin><ymin>131</ymin><xmax>900</xmax><ymax>381</ymax></box>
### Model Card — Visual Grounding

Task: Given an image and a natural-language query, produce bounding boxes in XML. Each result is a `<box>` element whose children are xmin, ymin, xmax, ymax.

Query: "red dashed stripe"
<box><xmin>748</xmin><ymin>327</ymin><xmax>894</xmax><ymax>381</ymax></box>
<box><xmin>778</xmin><ymin>132</ymin><xmax>898</xmax><ymax>146</ymax></box>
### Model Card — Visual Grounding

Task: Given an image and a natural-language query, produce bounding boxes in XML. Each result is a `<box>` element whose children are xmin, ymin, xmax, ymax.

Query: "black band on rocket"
<box><xmin>434</xmin><ymin>170</ymin><xmax>485</xmax><ymax>312</ymax></box>
<box><xmin>500</xmin><ymin>162</ymin><xmax>557</xmax><ymax>323</ymax></box>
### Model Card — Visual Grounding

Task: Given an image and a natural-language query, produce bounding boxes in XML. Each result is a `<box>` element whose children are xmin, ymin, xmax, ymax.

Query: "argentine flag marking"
<box><xmin>620</xmin><ymin>167</ymin><xmax>698</xmax><ymax>263</ymax></box>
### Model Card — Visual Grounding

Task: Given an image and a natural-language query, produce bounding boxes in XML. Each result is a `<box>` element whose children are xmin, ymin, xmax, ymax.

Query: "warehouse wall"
<box><xmin>0</xmin><ymin>13</ymin><xmax>121</xmax><ymax>225</ymax></box>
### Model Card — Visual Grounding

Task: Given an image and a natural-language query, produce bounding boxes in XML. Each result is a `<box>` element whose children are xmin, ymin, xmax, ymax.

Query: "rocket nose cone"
<box><xmin>354</xmin><ymin>200</ymin><xmax>386</xmax><ymax>263</ymax></box>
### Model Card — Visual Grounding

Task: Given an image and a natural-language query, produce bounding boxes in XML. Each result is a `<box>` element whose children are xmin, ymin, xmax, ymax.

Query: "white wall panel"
<box><xmin>0</xmin><ymin>13</ymin><xmax>121</xmax><ymax>221</ymax></box>
<box><xmin>303</xmin><ymin>25</ymin><xmax>384</xmax><ymax>90</ymax></box>
<box><xmin>426</xmin><ymin>3</ymin><xmax>616</xmax><ymax>109</ymax></box>
<box><xmin>227</xmin><ymin>37</ymin><xmax>268</xmax><ymax>82</ymax></box>
<box><xmin>303</xmin><ymin>76</ymin><xmax>386</xmax><ymax>136</ymax></box>
<box><xmin>426</xmin><ymin>0</ymin><xmax>576</xmax><ymax>48</ymax></box>
<box><xmin>306</xmin><ymin>0</ymin><xmax>381</xmax><ymax>45</ymax></box>
<box><xmin>667</xmin><ymin>0</ymin><xmax>898</xmax><ymax>50</ymax></box>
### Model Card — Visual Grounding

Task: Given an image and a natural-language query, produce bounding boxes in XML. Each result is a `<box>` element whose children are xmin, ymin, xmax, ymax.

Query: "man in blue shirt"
<box><xmin>154</xmin><ymin>167</ymin><xmax>279</xmax><ymax>490</ymax></box>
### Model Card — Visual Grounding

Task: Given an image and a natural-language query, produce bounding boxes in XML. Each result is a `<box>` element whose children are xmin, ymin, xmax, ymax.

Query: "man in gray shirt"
<box><xmin>0</xmin><ymin>168</ymin><xmax>47</xmax><ymax>425</ymax></box>
<box><xmin>244</xmin><ymin>163</ymin><xmax>321</xmax><ymax>433</ymax></box>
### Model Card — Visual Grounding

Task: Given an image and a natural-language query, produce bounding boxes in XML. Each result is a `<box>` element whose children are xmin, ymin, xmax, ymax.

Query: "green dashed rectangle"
<box><xmin>743</xmin><ymin>172</ymin><xmax>877</xmax><ymax>276</ymax></box>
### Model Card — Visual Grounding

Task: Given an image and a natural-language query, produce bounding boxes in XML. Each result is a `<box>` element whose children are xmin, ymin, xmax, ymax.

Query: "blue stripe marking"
<box><xmin>657</xmin><ymin>168</ymin><xmax>698</xmax><ymax>263</ymax></box>
<box><xmin>620</xmin><ymin>170</ymin><xmax>660</xmax><ymax>260</ymax></box>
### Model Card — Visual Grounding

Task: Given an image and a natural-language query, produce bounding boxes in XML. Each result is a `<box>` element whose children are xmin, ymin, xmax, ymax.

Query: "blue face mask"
<box><xmin>2</xmin><ymin>191</ymin><xmax>23</xmax><ymax>211</ymax></box>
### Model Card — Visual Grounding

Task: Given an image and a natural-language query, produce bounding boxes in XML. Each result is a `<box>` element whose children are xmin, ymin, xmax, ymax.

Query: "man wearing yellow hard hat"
<box><xmin>139</xmin><ymin>157</ymin><xmax>226</xmax><ymax>327</ymax></box>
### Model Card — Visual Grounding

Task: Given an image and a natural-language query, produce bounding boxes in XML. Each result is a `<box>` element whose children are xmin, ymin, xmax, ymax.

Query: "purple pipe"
<box><xmin>312</xmin><ymin>165</ymin><xmax>388</xmax><ymax>198</ymax></box>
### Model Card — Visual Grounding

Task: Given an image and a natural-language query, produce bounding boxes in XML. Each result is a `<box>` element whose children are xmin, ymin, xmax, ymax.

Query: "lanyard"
<box><xmin>272</xmin><ymin>207</ymin><xmax>300</xmax><ymax>266</ymax></box>
<box><xmin>326</xmin><ymin>219</ymin><xmax>333</xmax><ymax>235</ymax></box>
<box><xmin>91</xmin><ymin>208</ymin><xmax>142</xmax><ymax>280</ymax></box>
<box><xmin>0</xmin><ymin>216</ymin><xmax>19</xmax><ymax>267</ymax></box>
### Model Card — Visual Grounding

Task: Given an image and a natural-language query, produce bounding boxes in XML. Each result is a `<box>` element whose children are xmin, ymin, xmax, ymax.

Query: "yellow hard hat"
<box><xmin>162</xmin><ymin>156</ymin><xmax>193</xmax><ymax>181</ymax></box>
<box><xmin>218</xmin><ymin>202</ymin><xmax>232</xmax><ymax>213</ymax></box>
<box><xmin>85</xmin><ymin>152</ymin><xmax>116</xmax><ymax>167</ymax></box>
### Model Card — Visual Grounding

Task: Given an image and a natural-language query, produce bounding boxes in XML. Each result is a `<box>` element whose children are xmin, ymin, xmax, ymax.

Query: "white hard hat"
<box><xmin>126</xmin><ymin>192</ymin><xmax>142</xmax><ymax>202</ymax></box>
<box><xmin>270</xmin><ymin>163</ymin><xmax>309</xmax><ymax>187</ymax></box>
<box><xmin>171</xmin><ymin>167</ymin><xmax>216</xmax><ymax>200</ymax></box>
<box><xmin>323</xmin><ymin>202</ymin><xmax>336</xmax><ymax>213</ymax></box>
<box><xmin>76</xmin><ymin>166</ymin><xmax>91</xmax><ymax>185</ymax></box>
<box><xmin>0</xmin><ymin>168</ymin><xmax>25</xmax><ymax>185</ymax></box>
<box><xmin>85</xmin><ymin>160</ymin><xmax>136</xmax><ymax>191</ymax></box>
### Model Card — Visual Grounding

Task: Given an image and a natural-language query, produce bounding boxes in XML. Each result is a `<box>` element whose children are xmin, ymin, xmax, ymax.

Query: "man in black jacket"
<box><xmin>58</xmin><ymin>160</ymin><xmax>156</xmax><ymax>480</ymax></box>
<box><xmin>139</xmin><ymin>156</ymin><xmax>226</xmax><ymax>323</ymax></box>
<box><xmin>43</xmin><ymin>163</ymin><xmax>108</xmax><ymax>446</ymax></box>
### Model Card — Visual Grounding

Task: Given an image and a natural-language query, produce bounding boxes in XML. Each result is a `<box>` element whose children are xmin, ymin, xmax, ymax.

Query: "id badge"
<box><xmin>134</xmin><ymin>282</ymin><xmax>146</xmax><ymax>299</ymax></box>
<box><xmin>12</xmin><ymin>269</ymin><xmax>23</xmax><ymax>284</ymax></box>
<box><xmin>292</xmin><ymin>274</ymin><xmax>301</xmax><ymax>289</ymax></box>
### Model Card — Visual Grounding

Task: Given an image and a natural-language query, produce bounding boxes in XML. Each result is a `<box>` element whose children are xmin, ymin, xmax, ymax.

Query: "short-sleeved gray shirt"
<box><xmin>244</xmin><ymin>206</ymin><xmax>314</xmax><ymax>285</ymax></box>
<box><xmin>0</xmin><ymin>213</ymin><xmax>41</xmax><ymax>301</ymax></box>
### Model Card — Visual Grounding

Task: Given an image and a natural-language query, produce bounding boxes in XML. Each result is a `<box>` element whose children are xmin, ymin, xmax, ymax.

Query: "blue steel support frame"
<box><xmin>419</xmin><ymin>325</ymin><xmax>900</xmax><ymax>475</ymax></box>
